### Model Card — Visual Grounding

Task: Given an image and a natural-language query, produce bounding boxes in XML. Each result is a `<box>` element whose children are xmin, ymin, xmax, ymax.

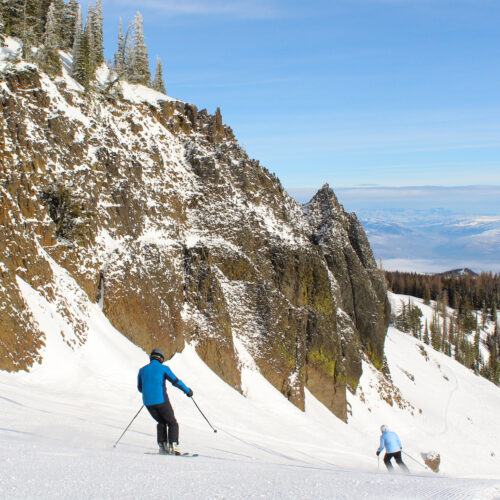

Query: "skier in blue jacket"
<box><xmin>138</xmin><ymin>348</ymin><xmax>193</xmax><ymax>455</ymax></box>
<box><xmin>376</xmin><ymin>425</ymin><xmax>409</xmax><ymax>473</ymax></box>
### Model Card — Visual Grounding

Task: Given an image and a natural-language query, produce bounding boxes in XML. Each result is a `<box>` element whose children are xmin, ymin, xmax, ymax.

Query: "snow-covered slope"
<box><xmin>1</xmin><ymin>266</ymin><xmax>499</xmax><ymax>498</ymax></box>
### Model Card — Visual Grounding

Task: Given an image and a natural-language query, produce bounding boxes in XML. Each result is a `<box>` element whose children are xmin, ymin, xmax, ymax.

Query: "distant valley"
<box><xmin>358</xmin><ymin>209</ymin><xmax>500</xmax><ymax>273</ymax></box>
<box><xmin>289</xmin><ymin>186</ymin><xmax>500</xmax><ymax>274</ymax></box>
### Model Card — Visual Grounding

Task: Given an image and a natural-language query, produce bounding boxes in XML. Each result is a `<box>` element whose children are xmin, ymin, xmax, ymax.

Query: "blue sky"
<box><xmin>82</xmin><ymin>0</ymin><xmax>500</xmax><ymax>191</ymax></box>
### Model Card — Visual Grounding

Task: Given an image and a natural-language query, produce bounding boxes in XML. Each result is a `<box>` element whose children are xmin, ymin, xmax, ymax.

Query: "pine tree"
<box><xmin>51</xmin><ymin>0</ymin><xmax>64</xmax><ymax>41</ymax></box>
<box><xmin>448</xmin><ymin>318</ymin><xmax>455</xmax><ymax>357</ymax></box>
<box><xmin>71</xmin><ymin>6</ymin><xmax>87</xmax><ymax>86</ymax></box>
<box><xmin>37</xmin><ymin>1</ymin><xmax>62</xmax><ymax>75</ymax></box>
<box><xmin>423</xmin><ymin>285</ymin><xmax>431</xmax><ymax>305</ymax></box>
<box><xmin>430</xmin><ymin>311</ymin><xmax>442</xmax><ymax>351</ymax></box>
<box><xmin>481</xmin><ymin>301</ymin><xmax>488</xmax><ymax>329</ymax></box>
<box><xmin>0</xmin><ymin>0</ymin><xmax>38</xmax><ymax>46</ymax></box>
<box><xmin>423</xmin><ymin>319</ymin><xmax>430</xmax><ymax>345</ymax></box>
<box><xmin>113</xmin><ymin>17</ymin><xmax>125</xmax><ymax>75</ymax></box>
<box><xmin>489</xmin><ymin>322</ymin><xmax>499</xmax><ymax>384</ymax></box>
<box><xmin>1</xmin><ymin>0</ymin><xmax>24</xmax><ymax>37</ymax></box>
<box><xmin>45</xmin><ymin>0</ymin><xmax>61</xmax><ymax>46</ymax></box>
<box><xmin>84</xmin><ymin>3</ymin><xmax>97</xmax><ymax>82</ymax></box>
<box><xmin>35</xmin><ymin>0</ymin><xmax>51</xmax><ymax>42</ymax></box>
<box><xmin>456</xmin><ymin>296</ymin><xmax>476</xmax><ymax>333</ymax></box>
<box><xmin>60</xmin><ymin>0</ymin><xmax>79</xmax><ymax>51</ymax></box>
<box><xmin>442</xmin><ymin>316</ymin><xmax>449</xmax><ymax>355</ymax></box>
<box><xmin>440</xmin><ymin>290</ymin><xmax>449</xmax><ymax>318</ymax></box>
<box><xmin>473</xmin><ymin>316</ymin><xmax>481</xmax><ymax>372</ymax></box>
<box><xmin>20</xmin><ymin>0</ymin><xmax>39</xmax><ymax>58</ymax></box>
<box><xmin>127</xmin><ymin>11</ymin><xmax>150</xmax><ymax>86</ymax></box>
<box><xmin>453</xmin><ymin>311</ymin><xmax>463</xmax><ymax>362</ymax></box>
<box><xmin>408</xmin><ymin>300</ymin><xmax>423</xmax><ymax>339</ymax></box>
<box><xmin>454</xmin><ymin>331</ymin><xmax>462</xmax><ymax>363</ymax></box>
<box><xmin>152</xmin><ymin>56</ymin><xmax>166</xmax><ymax>93</ymax></box>
<box><xmin>395</xmin><ymin>300</ymin><xmax>406</xmax><ymax>329</ymax></box>
<box><xmin>92</xmin><ymin>0</ymin><xmax>104</xmax><ymax>65</ymax></box>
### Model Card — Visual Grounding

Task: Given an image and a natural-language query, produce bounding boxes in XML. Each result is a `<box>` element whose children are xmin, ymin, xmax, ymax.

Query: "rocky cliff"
<box><xmin>0</xmin><ymin>55</ymin><xmax>389</xmax><ymax>421</ymax></box>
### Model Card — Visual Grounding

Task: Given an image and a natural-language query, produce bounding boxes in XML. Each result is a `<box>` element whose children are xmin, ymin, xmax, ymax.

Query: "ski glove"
<box><xmin>186</xmin><ymin>389</ymin><xmax>193</xmax><ymax>397</ymax></box>
<box><xmin>376</xmin><ymin>450</ymin><xmax>380</xmax><ymax>456</ymax></box>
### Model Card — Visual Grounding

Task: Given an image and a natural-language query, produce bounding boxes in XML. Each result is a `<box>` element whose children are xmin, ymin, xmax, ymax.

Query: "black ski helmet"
<box><xmin>150</xmin><ymin>348</ymin><xmax>165</xmax><ymax>363</ymax></box>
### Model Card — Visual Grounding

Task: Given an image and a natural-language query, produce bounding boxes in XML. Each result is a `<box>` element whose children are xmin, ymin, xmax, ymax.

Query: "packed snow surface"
<box><xmin>1</xmin><ymin>269</ymin><xmax>500</xmax><ymax>498</ymax></box>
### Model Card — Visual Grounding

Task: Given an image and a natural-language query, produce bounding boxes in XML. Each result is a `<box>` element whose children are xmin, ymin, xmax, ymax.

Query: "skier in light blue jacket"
<box><xmin>376</xmin><ymin>425</ymin><xmax>409</xmax><ymax>473</ymax></box>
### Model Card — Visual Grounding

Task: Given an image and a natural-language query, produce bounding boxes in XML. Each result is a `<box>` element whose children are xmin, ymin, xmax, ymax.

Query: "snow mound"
<box><xmin>0</xmin><ymin>37</ymin><xmax>22</xmax><ymax>66</ymax></box>
<box><xmin>120</xmin><ymin>80</ymin><xmax>180</xmax><ymax>105</ymax></box>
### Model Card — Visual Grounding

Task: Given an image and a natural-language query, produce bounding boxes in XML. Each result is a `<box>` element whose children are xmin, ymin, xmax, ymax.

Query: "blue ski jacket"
<box><xmin>137</xmin><ymin>360</ymin><xmax>191</xmax><ymax>406</ymax></box>
<box><xmin>378</xmin><ymin>430</ymin><xmax>402</xmax><ymax>454</ymax></box>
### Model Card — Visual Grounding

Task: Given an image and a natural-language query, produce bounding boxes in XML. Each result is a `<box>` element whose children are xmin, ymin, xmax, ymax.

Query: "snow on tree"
<box><xmin>19</xmin><ymin>0</ymin><xmax>40</xmax><ymax>57</ymax></box>
<box><xmin>127</xmin><ymin>11</ymin><xmax>150</xmax><ymax>86</ymax></box>
<box><xmin>35</xmin><ymin>0</ymin><xmax>51</xmax><ymax>41</ymax></box>
<box><xmin>394</xmin><ymin>298</ymin><xmax>422</xmax><ymax>339</ymax></box>
<box><xmin>124</xmin><ymin>26</ymin><xmax>133</xmax><ymax>78</ymax></box>
<box><xmin>37</xmin><ymin>1</ymin><xmax>62</xmax><ymax>76</ymax></box>
<box><xmin>0</xmin><ymin>0</ymin><xmax>24</xmax><ymax>37</ymax></box>
<box><xmin>70</xmin><ymin>1</ymin><xmax>102</xmax><ymax>88</ymax></box>
<box><xmin>1</xmin><ymin>0</ymin><xmax>38</xmax><ymax>44</ymax></box>
<box><xmin>113</xmin><ymin>17</ymin><xmax>125</xmax><ymax>75</ymax></box>
<box><xmin>152</xmin><ymin>56</ymin><xmax>166</xmax><ymax>94</ymax></box>
<box><xmin>60</xmin><ymin>0</ymin><xmax>79</xmax><ymax>51</ymax></box>
<box><xmin>72</xmin><ymin>4</ymin><xmax>82</xmax><ymax>53</ymax></box>
<box><xmin>43</xmin><ymin>2</ymin><xmax>60</xmax><ymax>50</ymax></box>
<box><xmin>50</xmin><ymin>0</ymin><xmax>64</xmax><ymax>41</ymax></box>
<box><xmin>92</xmin><ymin>0</ymin><xmax>104</xmax><ymax>65</ymax></box>
<box><xmin>71</xmin><ymin>5</ymin><xmax>87</xmax><ymax>86</ymax></box>
<box><xmin>83</xmin><ymin>3</ymin><xmax>97</xmax><ymax>82</ymax></box>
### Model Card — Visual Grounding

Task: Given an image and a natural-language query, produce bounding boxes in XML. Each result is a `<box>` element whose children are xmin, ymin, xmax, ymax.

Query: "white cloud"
<box><xmin>106</xmin><ymin>0</ymin><xmax>281</xmax><ymax>18</ymax></box>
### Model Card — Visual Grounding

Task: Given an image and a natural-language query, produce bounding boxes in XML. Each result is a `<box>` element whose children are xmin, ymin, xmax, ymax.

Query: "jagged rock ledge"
<box><xmin>0</xmin><ymin>61</ymin><xmax>390</xmax><ymax>421</ymax></box>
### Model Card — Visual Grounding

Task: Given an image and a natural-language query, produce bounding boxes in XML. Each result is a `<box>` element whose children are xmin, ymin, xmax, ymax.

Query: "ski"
<box><xmin>145</xmin><ymin>451</ymin><xmax>199</xmax><ymax>457</ymax></box>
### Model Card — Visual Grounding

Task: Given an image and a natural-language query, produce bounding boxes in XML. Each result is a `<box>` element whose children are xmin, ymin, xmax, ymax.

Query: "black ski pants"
<box><xmin>146</xmin><ymin>400</ymin><xmax>179</xmax><ymax>445</ymax></box>
<box><xmin>384</xmin><ymin>451</ymin><xmax>409</xmax><ymax>473</ymax></box>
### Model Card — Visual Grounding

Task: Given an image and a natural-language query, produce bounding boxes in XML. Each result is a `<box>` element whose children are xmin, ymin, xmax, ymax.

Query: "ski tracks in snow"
<box><xmin>440</xmin><ymin>367</ymin><xmax>460</xmax><ymax>435</ymax></box>
<box><xmin>417</xmin><ymin>480</ymin><xmax>500</xmax><ymax>500</ymax></box>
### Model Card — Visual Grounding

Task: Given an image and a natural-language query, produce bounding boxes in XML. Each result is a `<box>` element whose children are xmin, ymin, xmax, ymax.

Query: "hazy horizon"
<box><xmin>288</xmin><ymin>185</ymin><xmax>500</xmax><ymax>274</ymax></box>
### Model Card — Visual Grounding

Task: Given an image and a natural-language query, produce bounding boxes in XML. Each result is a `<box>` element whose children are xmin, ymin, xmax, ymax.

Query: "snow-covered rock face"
<box><xmin>303</xmin><ymin>185</ymin><xmax>391</xmax><ymax>370</ymax></box>
<box><xmin>0</xmin><ymin>60</ymin><xmax>389</xmax><ymax>421</ymax></box>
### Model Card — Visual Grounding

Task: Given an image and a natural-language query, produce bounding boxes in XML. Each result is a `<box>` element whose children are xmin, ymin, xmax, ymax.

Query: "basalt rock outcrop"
<box><xmin>0</xmin><ymin>58</ymin><xmax>390</xmax><ymax>421</ymax></box>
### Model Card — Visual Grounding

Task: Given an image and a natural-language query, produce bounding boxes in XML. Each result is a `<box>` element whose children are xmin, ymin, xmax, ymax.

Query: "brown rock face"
<box><xmin>303</xmin><ymin>186</ymin><xmax>390</xmax><ymax>370</ymax></box>
<box><xmin>0</xmin><ymin>61</ymin><xmax>389</xmax><ymax>420</ymax></box>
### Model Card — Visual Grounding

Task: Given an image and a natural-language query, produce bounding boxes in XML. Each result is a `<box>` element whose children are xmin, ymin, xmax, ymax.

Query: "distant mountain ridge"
<box><xmin>438</xmin><ymin>268</ymin><xmax>479</xmax><ymax>277</ymax></box>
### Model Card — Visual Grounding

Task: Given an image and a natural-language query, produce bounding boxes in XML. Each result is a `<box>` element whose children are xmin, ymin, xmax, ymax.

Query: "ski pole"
<box><xmin>113</xmin><ymin>405</ymin><xmax>144</xmax><ymax>448</ymax></box>
<box><xmin>191</xmin><ymin>397</ymin><xmax>217</xmax><ymax>433</ymax></box>
<box><xmin>402</xmin><ymin>451</ymin><xmax>430</xmax><ymax>471</ymax></box>
<box><xmin>377</xmin><ymin>455</ymin><xmax>380</xmax><ymax>470</ymax></box>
